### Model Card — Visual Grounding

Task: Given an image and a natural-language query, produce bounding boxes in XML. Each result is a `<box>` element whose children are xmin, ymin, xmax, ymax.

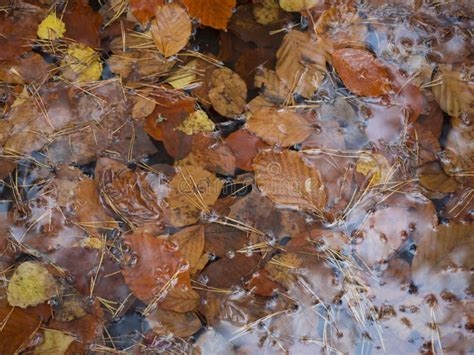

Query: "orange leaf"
<box><xmin>182</xmin><ymin>0</ymin><xmax>236</xmax><ymax>30</ymax></box>
<box><xmin>121</xmin><ymin>231</ymin><xmax>191</xmax><ymax>303</ymax></box>
<box><xmin>129</xmin><ymin>0</ymin><xmax>165</xmax><ymax>24</ymax></box>
<box><xmin>151</xmin><ymin>3</ymin><xmax>191</xmax><ymax>57</ymax></box>
<box><xmin>332</xmin><ymin>48</ymin><xmax>392</xmax><ymax>97</ymax></box>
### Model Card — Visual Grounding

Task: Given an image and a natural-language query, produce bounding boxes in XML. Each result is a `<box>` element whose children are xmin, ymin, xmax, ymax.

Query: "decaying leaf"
<box><xmin>158</xmin><ymin>287</ymin><xmax>200</xmax><ymax>313</ymax></box>
<box><xmin>432</xmin><ymin>64</ymin><xmax>473</xmax><ymax>117</ymax></box>
<box><xmin>253</xmin><ymin>0</ymin><xmax>280</xmax><ymax>25</ymax></box>
<box><xmin>355</xmin><ymin>153</ymin><xmax>391</xmax><ymax>186</ymax></box>
<box><xmin>61</xmin><ymin>43</ymin><xmax>103</xmax><ymax>82</ymax></box>
<box><xmin>34</xmin><ymin>329</ymin><xmax>75</xmax><ymax>354</ymax></box>
<box><xmin>209</xmin><ymin>67</ymin><xmax>247</xmax><ymax>118</ymax></box>
<box><xmin>246</xmin><ymin>107</ymin><xmax>312</xmax><ymax>147</ymax></box>
<box><xmin>253</xmin><ymin>150</ymin><xmax>327</xmax><ymax>211</ymax></box>
<box><xmin>164</xmin><ymin>165</ymin><xmax>223</xmax><ymax>226</ymax></box>
<box><xmin>176</xmin><ymin>110</ymin><xmax>215</xmax><ymax>135</ymax></box>
<box><xmin>332</xmin><ymin>48</ymin><xmax>393</xmax><ymax>97</ymax></box>
<box><xmin>7</xmin><ymin>261</ymin><xmax>57</xmax><ymax>308</ymax></box>
<box><xmin>151</xmin><ymin>3</ymin><xmax>192</xmax><ymax>58</ymax></box>
<box><xmin>182</xmin><ymin>0</ymin><xmax>236</xmax><ymax>30</ymax></box>
<box><xmin>276</xmin><ymin>30</ymin><xmax>326</xmax><ymax>98</ymax></box>
<box><xmin>37</xmin><ymin>12</ymin><xmax>66</xmax><ymax>40</ymax></box>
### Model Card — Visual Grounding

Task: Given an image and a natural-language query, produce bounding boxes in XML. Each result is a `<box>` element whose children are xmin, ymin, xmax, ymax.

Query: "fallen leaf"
<box><xmin>147</xmin><ymin>309</ymin><xmax>201</xmax><ymax>337</ymax></box>
<box><xmin>164</xmin><ymin>165</ymin><xmax>223</xmax><ymax>227</ymax></box>
<box><xmin>122</xmin><ymin>231</ymin><xmax>191</xmax><ymax>303</ymax></box>
<box><xmin>253</xmin><ymin>0</ymin><xmax>280</xmax><ymax>25</ymax></box>
<box><xmin>417</xmin><ymin>161</ymin><xmax>459</xmax><ymax>196</ymax></box>
<box><xmin>279</xmin><ymin>0</ymin><xmax>319</xmax><ymax>12</ymax></box>
<box><xmin>34</xmin><ymin>329</ymin><xmax>75</xmax><ymax>354</ymax></box>
<box><xmin>61</xmin><ymin>43</ymin><xmax>103</xmax><ymax>82</ymax></box>
<box><xmin>441</xmin><ymin>116</ymin><xmax>474</xmax><ymax>175</ymax></box>
<box><xmin>63</xmin><ymin>0</ymin><xmax>103</xmax><ymax>47</ymax></box>
<box><xmin>412</xmin><ymin>223</ymin><xmax>473</xmax><ymax>299</ymax></box>
<box><xmin>158</xmin><ymin>287</ymin><xmax>200</xmax><ymax>313</ymax></box>
<box><xmin>209</xmin><ymin>67</ymin><xmax>247</xmax><ymax>118</ymax></box>
<box><xmin>355</xmin><ymin>153</ymin><xmax>391</xmax><ymax>186</ymax></box>
<box><xmin>169</xmin><ymin>225</ymin><xmax>205</xmax><ymax>273</ymax></box>
<box><xmin>7</xmin><ymin>261</ymin><xmax>57</xmax><ymax>308</ymax></box>
<box><xmin>182</xmin><ymin>0</ymin><xmax>236</xmax><ymax>30</ymax></box>
<box><xmin>253</xmin><ymin>150</ymin><xmax>327</xmax><ymax>211</ymax></box>
<box><xmin>151</xmin><ymin>3</ymin><xmax>191</xmax><ymax>58</ymax></box>
<box><xmin>129</xmin><ymin>0</ymin><xmax>165</xmax><ymax>24</ymax></box>
<box><xmin>37</xmin><ymin>12</ymin><xmax>66</xmax><ymax>40</ymax></box>
<box><xmin>132</xmin><ymin>96</ymin><xmax>156</xmax><ymax>120</ymax></box>
<box><xmin>225</xmin><ymin>129</ymin><xmax>267</xmax><ymax>171</ymax></box>
<box><xmin>176</xmin><ymin>110</ymin><xmax>215</xmax><ymax>135</ymax></box>
<box><xmin>276</xmin><ymin>30</ymin><xmax>326</xmax><ymax>98</ymax></box>
<box><xmin>246</xmin><ymin>107</ymin><xmax>312</xmax><ymax>147</ymax></box>
<box><xmin>332</xmin><ymin>48</ymin><xmax>393</xmax><ymax>97</ymax></box>
<box><xmin>432</xmin><ymin>64</ymin><xmax>473</xmax><ymax>117</ymax></box>
<box><xmin>254</xmin><ymin>68</ymin><xmax>292</xmax><ymax>104</ymax></box>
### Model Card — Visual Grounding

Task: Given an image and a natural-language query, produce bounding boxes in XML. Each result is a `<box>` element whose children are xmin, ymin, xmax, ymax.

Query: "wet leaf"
<box><xmin>122</xmin><ymin>231</ymin><xmax>191</xmax><ymax>303</ymax></box>
<box><xmin>37</xmin><ymin>12</ymin><xmax>66</xmax><ymax>40</ymax></box>
<box><xmin>7</xmin><ymin>261</ymin><xmax>57</xmax><ymax>308</ymax></box>
<box><xmin>132</xmin><ymin>96</ymin><xmax>156</xmax><ymax>120</ymax></box>
<box><xmin>182</xmin><ymin>0</ymin><xmax>236</xmax><ymax>30</ymax></box>
<box><xmin>412</xmin><ymin>223</ymin><xmax>473</xmax><ymax>299</ymax></box>
<box><xmin>151</xmin><ymin>3</ymin><xmax>192</xmax><ymax>58</ymax></box>
<box><xmin>417</xmin><ymin>161</ymin><xmax>458</xmax><ymax>195</ymax></box>
<box><xmin>246</xmin><ymin>107</ymin><xmax>312</xmax><ymax>147</ymax></box>
<box><xmin>432</xmin><ymin>64</ymin><xmax>473</xmax><ymax>117</ymax></box>
<box><xmin>147</xmin><ymin>309</ymin><xmax>201</xmax><ymax>337</ymax></box>
<box><xmin>276</xmin><ymin>30</ymin><xmax>326</xmax><ymax>98</ymax></box>
<box><xmin>209</xmin><ymin>67</ymin><xmax>247</xmax><ymax>118</ymax></box>
<box><xmin>158</xmin><ymin>287</ymin><xmax>200</xmax><ymax>313</ymax></box>
<box><xmin>332</xmin><ymin>48</ymin><xmax>393</xmax><ymax>97</ymax></box>
<box><xmin>169</xmin><ymin>225</ymin><xmax>205</xmax><ymax>273</ymax></box>
<box><xmin>164</xmin><ymin>165</ymin><xmax>223</xmax><ymax>227</ymax></box>
<box><xmin>253</xmin><ymin>150</ymin><xmax>327</xmax><ymax>211</ymax></box>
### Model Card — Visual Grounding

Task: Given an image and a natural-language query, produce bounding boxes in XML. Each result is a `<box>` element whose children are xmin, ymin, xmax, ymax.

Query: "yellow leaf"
<box><xmin>37</xmin><ymin>13</ymin><xmax>66</xmax><ymax>40</ymax></box>
<box><xmin>355</xmin><ymin>153</ymin><xmax>390</xmax><ymax>185</ymax></box>
<box><xmin>61</xmin><ymin>44</ymin><xmax>102</xmax><ymax>82</ymax></box>
<box><xmin>7</xmin><ymin>261</ymin><xmax>57</xmax><ymax>308</ymax></box>
<box><xmin>176</xmin><ymin>110</ymin><xmax>215</xmax><ymax>135</ymax></box>
<box><xmin>279</xmin><ymin>0</ymin><xmax>318</xmax><ymax>12</ymax></box>
<box><xmin>168</xmin><ymin>60</ymin><xmax>199</xmax><ymax>89</ymax></box>
<box><xmin>34</xmin><ymin>329</ymin><xmax>75</xmax><ymax>355</ymax></box>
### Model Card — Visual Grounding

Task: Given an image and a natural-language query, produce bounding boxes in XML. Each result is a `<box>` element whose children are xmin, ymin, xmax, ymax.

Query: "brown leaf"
<box><xmin>246</xmin><ymin>107</ymin><xmax>312</xmax><ymax>147</ymax></box>
<box><xmin>0</xmin><ymin>304</ymin><xmax>41</xmax><ymax>354</ymax></box>
<box><xmin>235</xmin><ymin>48</ymin><xmax>276</xmax><ymax>89</ymax></box>
<box><xmin>63</xmin><ymin>0</ymin><xmax>103</xmax><ymax>48</ymax></box>
<box><xmin>169</xmin><ymin>225</ymin><xmax>205</xmax><ymax>273</ymax></box>
<box><xmin>147</xmin><ymin>309</ymin><xmax>201</xmax><ymax>337</ymax></box>
<box><xmin>122</xmin><ymin>231</ymin><xmax>191</xmax><ymax>303</ymax></box>
<box><xmin>129</xmin><ymin>0</ymin><xmax>165</xmax><ymax>24</ymax></box>
<box><xmin>412</xmin><ymin>223</ymin><xmax>473</xmax><ymax>299</ymax></box>
<box><xmin>432</xmin><ymin>64</ymin><xmax>474</xmax><ymax>117</ymax></box>
<box><xmin>332</xmin><ymin>48</ymin><xmax>393</xmax><ymax>97</ymax></box>
<box><xmin>253</xmin><ymin>150</ymin><xmax>327</xmax><ymax>211</ymax></box>
<box><xmin>254</xmin><ymin>68</ymin><xmax>291</xmax><ymax>104</ymax></box>
<box><xmin>225</xmin><ymin>129</ymin><xmax>267</xmax><ymax>171</ymax></box>
<box><xmin>182</xmin><ymin>0</ymin><xmax>236</xmax><ymax>30</ymax></box>
<box><xmin>151</xmin><ymin>3</ymin><xmax>192</xmax><ymax>58</ymax></box>
<box><xmin>276</xmin><ymin>30</ymin><xmax>326</xmax><ymax>98</ymax></box>
<box><xmin>158</xmin><ymin>287</ymin><xmax>200</xmax><ymax>313</ymax></box>
<box><xmin>209</xmin><ymin>67</ymin><xmax>247</xmax><ymax>118</ymax></box>
<box><xmin>442</xmin><ymin>116</ymin><xmax>474</xmax><ymax>175</ymax></box>
<box><xmin>417</xmin><ymin>161</ymin><xmax>459</xmax><ymax>196</ymax></box>
<box><xmin>74</xmin><ymin>179</ymin><xmax>118</xmax><ymax>236</ymax></box>
<box><xmin>132</xmin><ymin>96</ymin><xmax>156</xmax><ymax>120</ymax></box>
<box><xmin>204</xmin><ymin>223</ymin><xmax>249</xmax><ymax>257</ymax></box>
<box><xmin>164</xmin><ymin>165</ymin><xmax>223</xmax><ymax>227</ymax></box>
